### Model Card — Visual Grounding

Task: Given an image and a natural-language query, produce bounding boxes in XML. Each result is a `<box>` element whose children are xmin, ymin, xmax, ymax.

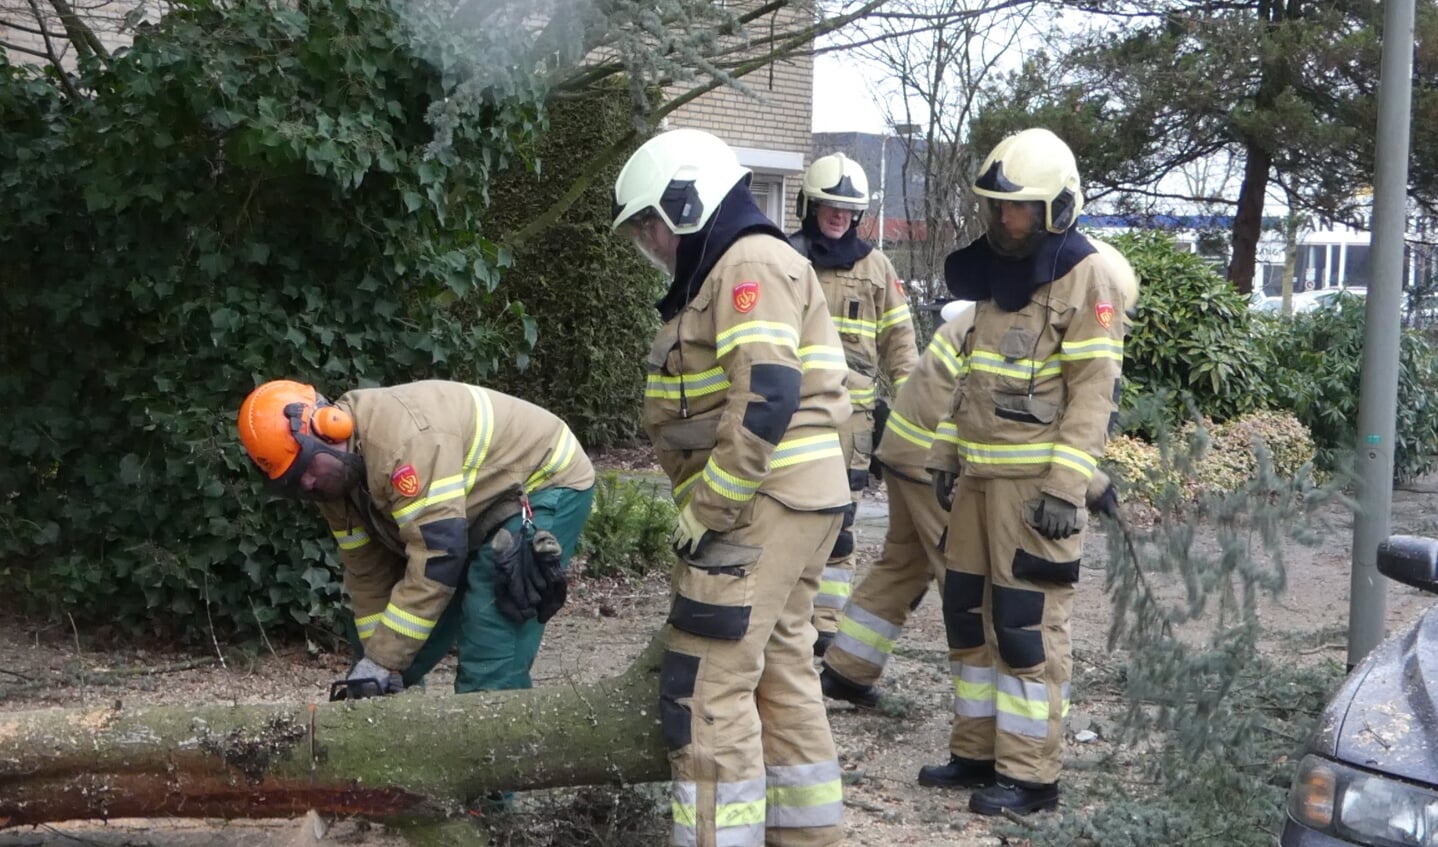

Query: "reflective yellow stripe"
<box><xmin>956</xmin><ymin>676</ymin><xmax>995</xmax><ymax>703</ymax></box>
<box><xmin>996</xmin><ymin>688</ymin><xmax>1049</xmax><ymax>721</ymax></box>
<box><xmin>355</xmin><ymin>613</ymin><xmax>382</xmax><ymax>640</ymax></box>
<box><xmin>799</xmin><ymin>345</ymin><xmax>847</xmax><ymax>371</ymax></box>
<box><xmin>645</xmin><ymin>366</ymin><xmax>730</xmax><ymax>399</ymax></box>
<box><xmin>716</xmin><ymin>799</ymin><xmax>766</xmax><ymax>827</ymax></box>
<box><xmin>464</xmin><ymin>386</ymin><xmax>494</xmax><ymax>492</ymax></box>
<box><xmin>957</xmin><ymin>439</ymin><xmax>1056</xmax><ymax>467</ymax></box>
<box><xmin>1051</xmin><ymin>444</ymin><xmax>1098</xmax><ymax>478</ymax></box>
<box><xmin>929</xmin><ymin>334</ymin><xmax>964</xmax><ymax>378</ymax></box>
<box><xmin>767</xmin><ymin>780</ymin><xmax>843</xmax><ymax>810</ymax></box>
<box><xmin>381</xmin><ymin>603</ymin><xmax>436</xmax><ymax>640</ymax></box>
<box><xmin>967</xmin><ymin>350</ymin><xmax>1062</xmax><ymax>380</ymax></box>
<box><xmin>703</xmin><ymin>459</ymin><xmax>762</xmax><ymax>502</ymax></box>
<box><xmin>933</xmin><ymin>421</ymin><xmax>960</xmax><ymax>446</ymax></box>
<box><xmin>885</xmin><ymin>409</ymin><xmax>934</xmax><ymax>450</ymax></box>
<box><xmin>770</xmin><ymin>433</ymin><xmax>843</xmax><ymax>468</ymax></box>
<box><xmin>849</xmin><ymin>385</ymin><xmax>877</xmax><ymax>405</ymax></box>
<box><xmin>1059</xmin><ymin>336</ymin><xmax>1123</xmax><ymax>361</ymax></box>
<box><xmin>332</xmin><ymin>527</ymin><xmax>370</xmax><ymax>551</ymax></box>
<box><xmin>525</xmin><ymin>427</ymin><xmax>579</xmax><ymax>490</ymax></box>
<box><xmin>715</xmin><ymin>321</ymin><xmax>799</xmax><ymax>358</ymax></box>
<box><xmin>878</xmin><ymin>303</ymin><xmax>912</xmax><ymax>332</ymax></box>
<box><xmin>673</xmin><ymin>470</ymin><xmax>701</xmax><ymax>506</ymax></box>
<box><xmin>832</xmin><ymin>316</ymin><xmax>877</xmax><ymax>338</ymax></box>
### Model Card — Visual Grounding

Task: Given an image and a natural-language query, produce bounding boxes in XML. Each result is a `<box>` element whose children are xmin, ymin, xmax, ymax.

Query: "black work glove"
<box><xmin>1086</xmin><ymin>470</ymin><xmax>1119</xmax><ymax>519</ymax></box>
<box><xmin>930</xmin><ymin>469</ymin><xmax>957</xmax><ymax>512</ymax></box>
<box><xmin>869</xmin><ymin>400</ymin><xmax>891</xmax><ymax>482</ymax></box>
<box><xmin>531</xmin><ymin>528</ymin><xmax>568</xmax><ymax>624</ymax></box>
<box><xmin>492</xmin><ymin>526</ymin><xmax>543</xmax><ymax>624</ymax></box>
<box><xmin>1027</xmin><ymin>494</ymin><xmax>1082</xmax><ymax>540</ymax></box>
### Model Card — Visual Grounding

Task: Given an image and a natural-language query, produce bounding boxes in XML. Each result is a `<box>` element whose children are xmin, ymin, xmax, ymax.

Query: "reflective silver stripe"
<box><xmin>933</xmin><ymin>421</ymin><xmax>960</xmax><ymax>446</ymax></box>
<box><xmin>1051</xmin><ymin>444</ymin><xmax>1098</xmax><ymax>478</ymax></box>
<box><xmin>952</xmin><ymin>662</ymin><xmax>997</xmax><ymax>718</ymax></box>
<box><xmin>929</xmin><ymin>333</ymin><xmax>964</xmax><ymax>377</ymax></box>
<box><xmin>381</xmin><ymin>603</ymin><xmax>435</xmax><ymax>641</ymax></box>
<box><xmin>715</xmin><ymin>776</ymin><xmax>767</xmax><ymax>846</ymax></box>
<box><xmin>815</xmin><ymin>566</ymin><xmax>853</xmax><ymax>609</ymax></box>
<box><xmin>354</xmin><ymin>613</ymin><xmax>382</xmax><ymax>641</ymax></box>
<box><xmin>673</xmin><ymin>471</ymin><xmax>701</xmax><ymax>506</ymax></box>
<box><xmin>849</xmin><ymin>385</ymin><xmax>877</xmax><ymax>405</ymax></box>
<box><xmin>878</xmin><ymin>303</ymin><xmax>912</xmax><ymax>332</ymax></box>
<box><xmin>995</xmin><ymin>673</ymin><xmax>1051</xmax><ymax>738</ymax></box>
<box><xmin>647</xmin><ymin>366</ymin><xmax>731</xmax><ymax>399</ymax></box>
<box><xmin>1060</xmin><ymin>336</ymin><xmax>1123</xmax><ymax>361</ymax></box>
<box><xmin>672</xmin><ymin>781</ymin><xmax>698</xmax><ymax>847</ymax></box>
<box><xmin>884</xmin><ymin>409</ymin><xmax>934</xmax><ymax>451</ymax></box>
<box><xmin>703</xmin><ymin>459</ymin><xmax>761</xmax><ymax>502</ymax></box>
<box><xmin>799</xmin><ymin>344</ymin><xmax>848</xmax><ymax>371</ymax></box>
<box><xmin>766</xmin><ymin>760</ymin><xmax>844</xmax><ymax>829</ymax></box>
<box><xmin>332</xmin><ymin>527</ymin><xmax>370</xmax><ymax>551</ymax></box>
<box><xmin>832</xmin><ymin>604</ymin><xmax>902</xmax><ymax>667</ymax></box>
<box><xmin>716</xmin><ymin>321</ymin><xmax>800</xmax><ymax>358</ymax></box>
<box><xmin>832</xmin><ymin>316</ymin><xmax>877</xmax><ymax>338</ymax></box>
<box><xmin>770</xmin><ymin>433</ymin><xmax>844</xmax><ymax>468</ymax></box>
<box><xmin>957</xmin><ymin>440</ymin><xmax>1056</xmax><ymax>468</ymax></box>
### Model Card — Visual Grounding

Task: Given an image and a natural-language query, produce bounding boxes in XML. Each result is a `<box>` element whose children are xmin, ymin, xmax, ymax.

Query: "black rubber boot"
<box><xmin>819</xmin><ymin>666</ymin><xmax>881</xmax><ymax>708</ymax></box>
<box><xmin>812</xmin><ymin>630</ymin><xmax>835</xmax><ymax>657</ymax></box>
<box><xmin>916</xmin><ymin>755</ymin><xmax>996</xmax><ymax>789</ymax></box>
<box><xmin>968</xmin><ymin>776</ymin><xmax>1059</xmax><ymax>815</ymax></box>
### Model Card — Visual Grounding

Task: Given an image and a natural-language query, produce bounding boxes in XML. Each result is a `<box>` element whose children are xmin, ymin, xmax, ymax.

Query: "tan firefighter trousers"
<box><xmin>813</xmin><ymin>409</ymin><xmax>874</xmax><ymax>633</ymax></box>
<box><xmin>663</xmin><ymin>494</ymin><xmax>846</xmax><ymax>847</ymax></box>
<box><xmin>823</xmin><ymin>471</ymin><xmax>949</xmax><ymax>686</ymax></box>
<box><xmin>942</xmin><ymin>475</ymin><xmax>1081</xmax><ymax>786</ymax></box>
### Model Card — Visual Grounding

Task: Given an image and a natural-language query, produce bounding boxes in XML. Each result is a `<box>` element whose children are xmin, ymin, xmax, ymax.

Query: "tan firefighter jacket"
<box><xmin>874</xmin><ymin>304</ymin><xmax>976</xmax><ymax>483</ymax></box>
<box><xmin>815</xmin><ymin>249</ymin><xmax>919</xmax><ymax>410</ymax></box>
<box><xmin>317</xmin><ymin>381</ymin><xmax>594</xmax><ymax>671</ymax></box>
<box><xmin>925</xmin><ymin>252</ymin><xmax>1124</xmax><ymax>507</ymax></box>
<box><xmin>645</xmin><ymin>233</ymin><xmax>853</xmax><ymax>531</ymax></box>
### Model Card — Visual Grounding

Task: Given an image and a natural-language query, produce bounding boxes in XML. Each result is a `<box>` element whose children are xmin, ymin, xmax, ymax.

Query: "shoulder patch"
<box><xmin>733</xmin><ymin>281</ymin><xmax>760</xmax><ymax>313</ymax></box>
<box><xmin>1095</xmin><ymin>302</ymin><xmax>1115</xmax><ymax>330</ymax></box>
<box><xmin>391</xmin><ymin>464</ymin><xmax>422</xmax><ymax>498</ymax></box>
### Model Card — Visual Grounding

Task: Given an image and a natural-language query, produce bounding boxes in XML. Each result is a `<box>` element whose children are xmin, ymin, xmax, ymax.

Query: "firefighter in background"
<box><xmin>611</xmin><ymin>128</ymin><xmax>851</xmax><ymax>847</ymax></box>
<box><xmin>820</xmin><ymin>241</ymin><xmax>1140</xmax><ymax>709</ymax></box>
<box><xmin>237</xmin><ymin>380</ymin><xmax>595</xmax><ymax>696</ymax></box>
<box><xmin>789</xmin><ymin>152</ymin><xmax>919</xmax><ymax>656</ymax></box>
<box><xmin>919</xmin><ymin>128</ymin><xmax>1125</xmax><ymax>816</ymax></box>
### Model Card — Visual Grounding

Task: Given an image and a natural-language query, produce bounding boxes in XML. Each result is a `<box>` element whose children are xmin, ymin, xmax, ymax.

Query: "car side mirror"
<box><xmin>1376</xmin><ymin>534</ymin><xmax>1438</xmax><ymax>595</ymax></box>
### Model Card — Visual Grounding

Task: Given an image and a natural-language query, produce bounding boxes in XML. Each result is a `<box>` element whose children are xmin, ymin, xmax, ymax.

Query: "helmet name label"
<box><xmin>733</xmin><ymin>281</ymin><xmax>760</xmax><ymax>313</ymax></box>
<box><xmin>391</xmin><ymin>464</ymin><xmax>422</xmax><ymax>498</ymax></box>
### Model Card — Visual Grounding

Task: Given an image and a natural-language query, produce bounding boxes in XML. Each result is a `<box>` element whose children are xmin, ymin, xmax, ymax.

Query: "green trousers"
<box><xmin>346</xmin><ymin>485</ymin><xmax>594</xmax><ymax>693</ymax></box>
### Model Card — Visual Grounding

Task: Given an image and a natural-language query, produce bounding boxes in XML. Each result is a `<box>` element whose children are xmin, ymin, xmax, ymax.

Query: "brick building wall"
<box><xmin>668</xmin><ymin>1</ymin><xmax>814</xmax><ymax>231</ymax></box>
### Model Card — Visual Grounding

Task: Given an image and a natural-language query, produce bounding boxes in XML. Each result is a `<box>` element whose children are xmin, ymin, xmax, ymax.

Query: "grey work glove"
<box><xmin>347</xmin><ymin>656</ymin><xmax>404</xmax><ymax>696</ymax></box>
<box><xmin>1085</xmin><ymin>470</ymin><xmax>1119</xmax><ymax>519</ymax></box>
<box><xmin>1028</xmin><ymin>494</ymin><xmax>1082</xmax><ymax>540</ymax></box>
<box><xmin>930</xmin><ymin>469</ymin><xmax>957</xmax><ymax>512</ymax></box>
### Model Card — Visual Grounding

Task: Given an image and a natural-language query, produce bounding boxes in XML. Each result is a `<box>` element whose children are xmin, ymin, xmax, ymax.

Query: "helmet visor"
<box><xmin>981</xmin><ymin>198</ymin><xmax>1047</xmax><ymax>259</ymax></box>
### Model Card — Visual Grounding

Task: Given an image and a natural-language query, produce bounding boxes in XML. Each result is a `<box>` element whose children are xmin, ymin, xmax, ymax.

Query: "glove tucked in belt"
<box><xmin>492</xmin><ymin>525</ymin><xmax>568</xmax><ymax>624</ymax></box>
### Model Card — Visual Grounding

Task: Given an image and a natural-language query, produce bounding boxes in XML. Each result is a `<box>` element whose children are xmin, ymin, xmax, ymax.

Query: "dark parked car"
<box><xmin>1280</xmin><ymin>534</ymin><xmax>1438</xmax><ymax>846</ymax></box>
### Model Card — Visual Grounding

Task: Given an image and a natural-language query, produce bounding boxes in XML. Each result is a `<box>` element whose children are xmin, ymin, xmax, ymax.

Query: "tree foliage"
<box><xmin>968</xmin><ymin>0</ymin><xmax>1431</xmax><ymax>293</ymax></box>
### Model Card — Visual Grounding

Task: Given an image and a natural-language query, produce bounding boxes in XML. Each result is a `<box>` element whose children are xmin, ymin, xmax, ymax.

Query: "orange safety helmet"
<box><xmin>237</xmin><ymin>380</ymin><xmax>354</xmax><ymax>492</ymax></box>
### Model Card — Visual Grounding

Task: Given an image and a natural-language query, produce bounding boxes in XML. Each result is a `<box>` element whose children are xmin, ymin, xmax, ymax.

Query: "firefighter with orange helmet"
<box><xmin>612</xmin><ymin>127</ymin><xmax>851</xmax><ymax>847</ymax></box>
<box><xmin>790</xmin><ymin>151</ymin><xmax>919</xmax><ymax>654</ymax></box>
<box><xmin>238</xmin><ymin>379</ymin><xmax>594</xmax><ymax>697</ymax></box>
<box><xmin>919</xmin><ymin>128</ymin><xmax>1124</xmax><ymax>816</ymax></box>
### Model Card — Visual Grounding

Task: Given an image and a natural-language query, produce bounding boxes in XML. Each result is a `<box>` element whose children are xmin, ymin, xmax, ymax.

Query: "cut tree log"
<box><xmin>0</xmin><ymin>632</ymin><xmax>669</xmax><ymax>832</ymax></box>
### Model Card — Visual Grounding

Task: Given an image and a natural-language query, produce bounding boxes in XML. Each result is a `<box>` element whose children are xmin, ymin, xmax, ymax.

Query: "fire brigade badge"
<box><xmin>391</xmin><ymin>464</ymin><xmax>422</xmax><ymax>498</ymax></box>
<box><xmin>1095</xmin><ymin>302</ymin><xmax>1115</xmax><ymax>330</ymax></box>
<box><xmin>733</xmin><ymin>281</ymin><xmax>759</xmax><ymax>313</ymax></box>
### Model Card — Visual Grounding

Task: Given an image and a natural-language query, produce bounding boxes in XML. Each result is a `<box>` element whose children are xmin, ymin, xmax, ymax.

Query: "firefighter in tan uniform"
<box><xmin>820</xmin><ymin>242</ymin><xmax>1140</xmax><ymax>709</ymax></box>
<box><xmin>789</xmin><ymin>153</ymin><xmax>919</xmax><ymax>653</ymax></box>
<box><xmin>238</xmin><ymin>379</ymin><xmax>595</xmax><ymax>696</ymax></box>
<box><xmin>611</xmin><ymin>128</ymin><xmax>851</xmax><ymax>847</ymax></box>
<box><xmin>918</xmin><ymin>129</ymin><xmax>1124</xmax><ymax>816</ymax></box>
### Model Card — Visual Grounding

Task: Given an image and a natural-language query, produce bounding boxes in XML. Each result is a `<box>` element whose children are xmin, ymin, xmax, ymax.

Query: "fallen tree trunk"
<box><xmin>0</xmin><ymin>632</ymin><xmax>669</xmax><ymax>831</ymax></box>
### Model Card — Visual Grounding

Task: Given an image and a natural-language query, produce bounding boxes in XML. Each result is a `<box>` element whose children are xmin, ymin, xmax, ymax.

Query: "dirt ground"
<box><xmin>4</xmin><ymin>454</ymin><xmax>1438</xmax><ymax>847</ymax></box>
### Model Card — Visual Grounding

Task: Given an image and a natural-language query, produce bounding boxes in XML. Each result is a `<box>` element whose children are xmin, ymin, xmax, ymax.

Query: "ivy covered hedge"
<box><xmin>0</xmin><ymin>0</ymin><xmax>655</xmax><ymax>640</ymax></box>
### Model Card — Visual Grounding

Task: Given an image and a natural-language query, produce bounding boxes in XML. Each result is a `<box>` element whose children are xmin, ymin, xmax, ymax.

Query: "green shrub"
<box><xmin>1101</xmin><ymin>231</ymin><xmax>1270</xmax><ymax>432</ymax></box>
<box><xmin>1257</xmin><ymin>297</ymin><xmax>1438</xmax><ymax>481</ymax></box>
<box><xmin>0</xmin><ymin>0</ymin><xmax>541</xmax><ymax>640</ymax></box>
<box><xmin>576</xmin><ymin>473</ymin><xmax>677</xmax><ymax>579</ymax></box>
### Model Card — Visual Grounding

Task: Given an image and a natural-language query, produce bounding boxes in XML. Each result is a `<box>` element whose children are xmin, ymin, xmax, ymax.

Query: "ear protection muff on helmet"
<box><xmin>312</xmin><ymin>404</ymin><xmax>353</xmax><ymax>442</ymax></box>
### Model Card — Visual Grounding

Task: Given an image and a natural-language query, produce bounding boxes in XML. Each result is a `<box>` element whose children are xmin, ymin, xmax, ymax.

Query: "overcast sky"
<box><xmin>811</xmin><ymin>52</ymin><xmax>890</xmax><ymax>134</ymax></box>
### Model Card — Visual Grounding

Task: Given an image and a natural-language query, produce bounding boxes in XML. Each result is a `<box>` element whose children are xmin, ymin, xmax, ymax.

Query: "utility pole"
<box><xmin>876</xmin><ymin>134</ymin><xmax>888</xmax><ymax>251</ymax></box>
<box><xmin>1349</xmin><ymin>0</ymin><xmax>1416</xmax><ymax>668</ymax></box>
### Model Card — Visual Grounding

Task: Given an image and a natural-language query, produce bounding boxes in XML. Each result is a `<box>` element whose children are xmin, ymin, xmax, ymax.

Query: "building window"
<box><xmin>749</xmin><ymin>174</ymin><xmax>785</xmax><ymax>229</ymax></box>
